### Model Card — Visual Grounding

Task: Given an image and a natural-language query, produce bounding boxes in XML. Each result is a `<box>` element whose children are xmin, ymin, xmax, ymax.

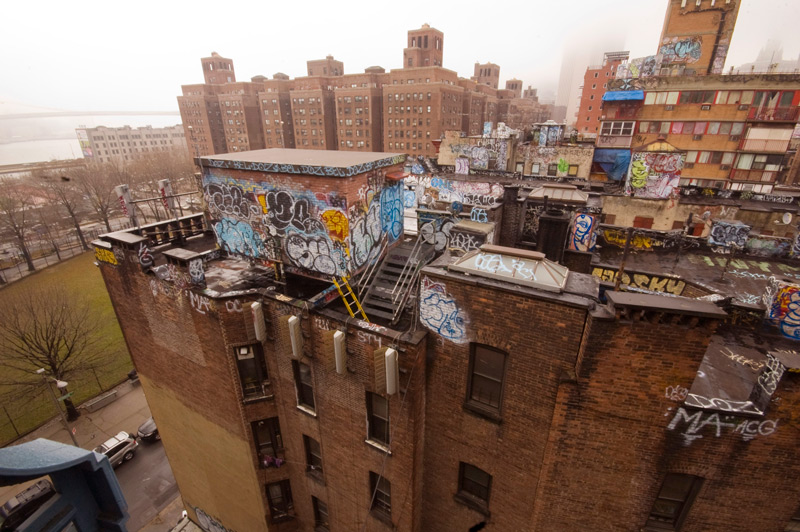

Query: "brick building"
<box><xmin>76</xmin><ymin>124</ymin><xmax>188</xmax><ymax>163</ymax></box>
<box><xmin>93</xmin><ymin>147</ymin><xmax>800</xmax><ymax>531</ymax></box>
<box><xmin>177</xmin><ymin>26</ymin><xmax>550</xmax><ymax>159</ymax></box>
<box><xmin>575</xmin><ymin>51</ymin><xmax>629</xmax><ymax>136</ymax></box>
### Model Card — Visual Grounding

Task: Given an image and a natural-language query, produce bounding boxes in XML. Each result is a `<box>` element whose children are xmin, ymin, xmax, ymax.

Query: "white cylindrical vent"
<box><xmin>288</xmin><ymin>316</ymin><xmax>303</xmax><ymax>359</ymax></box>
<box><xmin>385</xmin><ymin>348</ymin><xmax>399</xmax><ymax>395</ymax></box>
<box><xmin>252</xmin><ymin>302</ymin><xmax>266</xmax><ymax>342</ymax></box>
<box><xmin>334</xmin><ymin>331</ymin><xmax>346</xmax><ymax>375</ymax></box>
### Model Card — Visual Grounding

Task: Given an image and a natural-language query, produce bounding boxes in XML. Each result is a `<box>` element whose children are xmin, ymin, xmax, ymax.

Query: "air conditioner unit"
<box><xmin>701</xmin><ymin>104</ymin><xmax>711</xmax><ymax>110</ymax></box>
<box><xmin>685</xmin><ymin>162</ymin><xmax>695</xmax><ymax>169</ymax></box>
<box><xmin>665</xmin><ymin>105</ymin><xmax>675</xmax><ymax>111</ymax></box>
<box><xmin>385</xmin><ymin>348</ymin><xmax>399</xmax><ymax>395</ymax></box>
<box><xmin>738</xmin><ymin>104</ymin><xmax>749</xmax><ymax>111</ymax></box>
<box><xmin>252</xmin><ymin>302</ymin><xmax>267</xmax><ymax>342</ymax></box>
<box><xmin>693</xmin><ymin>134</ymin><xmax>703</xmax><ymax>140</ymax></box>
<box><xmin>333</xmin><ymin>331</ymin><xmax>346</xmax><ymax>375</ymax></box>
<box><xmin>730</xmin><ymin>135</ymin><xmax>741</xmax><ymax>141</ymax></box>
<box><xmin>720</xmin><ymin>164</ymin><xmax>731</xmax><ymax>170</ymax></box>
<box><xmin>288</xmin><ymin>316</ymin><xmax>303</xmax><ymax>359</ymax></box>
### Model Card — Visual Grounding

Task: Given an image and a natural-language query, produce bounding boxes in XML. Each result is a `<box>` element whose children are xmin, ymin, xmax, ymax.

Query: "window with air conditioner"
<box><xmin>235</xmin><ymin>345</ymin><xmax>270</xmax><ymax>400</ymax></box>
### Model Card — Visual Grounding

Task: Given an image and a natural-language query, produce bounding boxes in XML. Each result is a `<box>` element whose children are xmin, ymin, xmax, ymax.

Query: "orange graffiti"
<box><xmin>322</xmin><ymin>209</ymin><xmax>349</xmax><ymax>241</ymax></box>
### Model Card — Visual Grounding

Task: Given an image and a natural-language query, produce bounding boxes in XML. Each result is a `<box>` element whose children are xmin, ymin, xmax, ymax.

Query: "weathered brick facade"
<box><xmin>94</xmin><ymin>148</ymin><xmax>800</xmax><ymax>532</ymax></box>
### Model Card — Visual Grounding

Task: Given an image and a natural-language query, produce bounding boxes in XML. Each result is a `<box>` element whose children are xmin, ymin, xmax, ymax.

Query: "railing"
<box><xmin>354</xmin><ymin>233</ymin><xmax>389</xmax><ymax>298</ymax></box>
<box><xmin>747</xmin><ymin>107</ymin><xmax>800</xmax><ymax>121</ymax></box>
<box><xmin>730</xmin><ymin>169</ymin><xmax>778</xmax><ymax>182</ymax></box>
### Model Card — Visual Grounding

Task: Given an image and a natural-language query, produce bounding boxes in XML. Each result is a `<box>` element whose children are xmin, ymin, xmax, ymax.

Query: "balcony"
<box><xmin>738</xmin><ymin>138</ymin><xmax>791</xmax><ymax>153</ymax></box>
<box><xmin>596</xmin><ymin>135</ymin><xmax>632</xmax><ymax>148</ymax></box>
<box><xmin>747</xmin><ymin>107</ymin><xmax>800</xmax><ymax>122</ymax></box>
<box><xmin>730</xmin><ymin>169</ymin><xmax>778</xmax><ymax>182</ymax></box>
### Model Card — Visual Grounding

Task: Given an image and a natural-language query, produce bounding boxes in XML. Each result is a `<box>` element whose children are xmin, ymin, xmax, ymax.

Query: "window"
<box><xmin>633</xmin><ymin>216</ymin><xmax>654</xmax><ymax>229</ymax></box>
<box><xmin>466</xmin><ymin>344</ymin><xmax>507</xmax><ymax>416</ymax></box>
<box><xmin>457</xmin><ymin>462</ymin><xmax>492</xmax><ymax>510</ymax></box>
<box><xmin>645</xmin><ymin>474</ymin><xmax>702</xmax><ymax>531</ymax></box>
<box><xmin>266</xmin><ymin>480</ymin><xmax>294</xmax><ymax>521</ymax></box>
<box><xmin>235</xmin><ymin>345</ymin><xmax>270</xmax><ymax>400</ymax></box>
<box><xmin>304</xmin><ymin>435</ymin><xmax>323</xmax><ymax>477</ymax></box>
<box><xmin>367</xmin><ymin>392</ymin><xmax>390</xmax><ymax>445</ymax></box>
<box><xmin>369</xmin><ymin>472</ymin><xmax>391</xmax><ymax>518</ymax></box>
<box><xmin>601</xmin><ymin>121</ymin><xmax>634</xmax><ymax>136</ymax></box>
<box><xmin>568</xmin><ymin>165</ymin><xmax>579</xmax><ymax>177</ymax></box>
<box><xmin>292</xmin><ymin>361</ymin><xmax>315</xmax><ymax>412</ymax></box>
<box><xmin>530</xmin><ymin>163</ymin><xmax>541</xmax><ymax>175</ymax></box>
<box><xmin>547</xmin><ymin>163</ymin><xmax>558</xmax><ymax>177</ymax></box>
<box><xmin>313</xmin><ymin>497</ymin><xmax>330</xmax><ymax>531</ymax></box>
<box><xmin>253</xmin><ymin>418</ymin><xmax>282</xmax><ymax>466</ymax></box>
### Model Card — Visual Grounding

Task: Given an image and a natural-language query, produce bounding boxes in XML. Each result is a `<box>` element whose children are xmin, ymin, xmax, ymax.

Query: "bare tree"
<box><xmin>72</xmin><ymin>161</ymin><xmax>121</xmax><ymax>232</ymax></box>
<box><xmin>0</xmin><ymin>288</ymin><xmax>105</xmax><ymax>420</ymax></box>
<box><xmin>0</xmin><ymin>177</ymin><xmax>37</xmax><ymax>271</ymax></box>
<box><xmin>36</xmin><ymin>168</ymin><xmax>90</xmax><ymax>251</ymax></box>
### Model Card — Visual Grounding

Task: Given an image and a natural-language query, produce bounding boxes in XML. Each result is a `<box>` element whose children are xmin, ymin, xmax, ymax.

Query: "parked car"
<box><xmin>0</xmin><ymin>479</ymin><xmax>55</xmax><ymax>532</ymax></box>
<box><xmin>93</xmin><ymin>431</ymin><xmax>138</xmax><ymax>467</ymax></box>
<box><xmin>137</xmin><ymin>417</ymin><xmax>160</xmax><ymax>442</ymax></box>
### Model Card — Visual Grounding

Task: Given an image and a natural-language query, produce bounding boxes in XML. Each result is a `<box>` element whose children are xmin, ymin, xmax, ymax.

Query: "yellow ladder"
<box><xmin>333</xmin><ymin>276</ymin><xmax>369</xmax><ymax>322</ymax></box>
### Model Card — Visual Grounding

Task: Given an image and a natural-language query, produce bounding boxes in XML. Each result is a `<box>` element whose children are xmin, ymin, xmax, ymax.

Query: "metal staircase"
<box><xmin>358</xmin><ymin>236</ymin><xmax>435</xmax><ymax>324</ymax></box>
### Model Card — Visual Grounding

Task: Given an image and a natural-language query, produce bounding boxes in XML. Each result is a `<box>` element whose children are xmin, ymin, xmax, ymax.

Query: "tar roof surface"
<box><xmin>201</xmin><ymin>148</ymin><xmax>405</xmax><ymax>168</ymax></box>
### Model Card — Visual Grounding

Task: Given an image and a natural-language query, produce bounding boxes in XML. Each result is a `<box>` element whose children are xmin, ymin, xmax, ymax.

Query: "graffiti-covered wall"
<box><xmin>515</xmin><ymin>144</ymin><xmax>594</xmax><ymax>179</ymax></box>
<box><xmin>438</xmin><ymin>131</ymin><xmax>513</xmax><ymax>171</ymax></box>
<box><xmin>625</xmin><ymin>151</ymin><xmax>685</xmax><ymax>199</ymax></box>
<box><xmin>765</xmin><ymin>277</ymin><xmax>800</xmax><ymax>340</ymax></box>
<box><xmin>202</xmin><ymin>164</ymin><xmax>405</xmax><ymax>279</ymax></box>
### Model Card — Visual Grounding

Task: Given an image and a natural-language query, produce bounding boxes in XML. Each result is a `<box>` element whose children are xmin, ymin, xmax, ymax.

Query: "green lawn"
<box><xmin>0</xmin><ymin>252</ymin><xmax>132</xmax><ymax>444</ymax></box>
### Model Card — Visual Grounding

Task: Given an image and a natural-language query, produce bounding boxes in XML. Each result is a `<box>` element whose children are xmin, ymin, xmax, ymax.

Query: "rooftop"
<box><xmin>200</xmin><ymin>149</ymin><xmax>406</xmax><ymax>177</ymax></box>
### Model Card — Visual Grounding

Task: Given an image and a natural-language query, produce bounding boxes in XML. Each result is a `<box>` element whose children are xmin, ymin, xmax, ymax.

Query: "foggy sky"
<box><xmin>3</xmin><ymin>0</ymin><xmax>799</xmax><ymax>113</ymax></box>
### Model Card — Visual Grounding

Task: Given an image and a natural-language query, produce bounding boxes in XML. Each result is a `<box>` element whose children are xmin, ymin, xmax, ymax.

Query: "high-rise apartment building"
<box><xmin>402</xmin><ymin>24</ymin><xmax>443</xmax><ymax>68</ymax></box>
<box><xmin>307</xmin><ymin>55</ymin><xmax>344</xmax><ymax>77</ymax></box>
<box><xmin>177</xmin><ymin>25</ymin><xmax>549</xmax><ymax>159</ymax></box>
<box><xmin>575</xmin><ymin>51</ymin><xmax>629</xmax><ymax>136</ymax></box>
<box><xmin>471</xmin><ymin>62</ymin><xmax>500</xmax><ymax>89</ymax></box>
<box><xmin>505</xmin><ymin>79</ymin><xmax>523</xmax><ymax>99</ymax></box>
<box><xmin>76</xmin><ymin>125</ymin><xmax>187</xmax><ymax>164</ymax></box>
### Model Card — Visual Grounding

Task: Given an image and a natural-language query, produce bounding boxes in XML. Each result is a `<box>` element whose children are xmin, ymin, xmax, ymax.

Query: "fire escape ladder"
<box><xmin>333</xmin><ymin>276</ymin><xmax>369</xmax><ymax>322</ymax></box>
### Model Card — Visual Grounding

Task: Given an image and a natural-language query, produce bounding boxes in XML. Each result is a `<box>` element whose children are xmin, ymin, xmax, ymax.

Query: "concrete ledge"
<box><xmin>83</xmin><ymin>390</ymin><xmax>118</xmax><ymax>413</ymax></box>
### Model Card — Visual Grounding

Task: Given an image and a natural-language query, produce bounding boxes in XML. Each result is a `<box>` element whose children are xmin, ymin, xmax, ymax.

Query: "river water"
<box><xmin>0</xmin><ymin>114</ymin><xmax>182</xmax><ymax>165</ymax></box>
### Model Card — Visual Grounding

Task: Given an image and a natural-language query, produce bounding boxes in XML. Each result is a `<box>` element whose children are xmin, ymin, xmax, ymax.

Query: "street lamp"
<box><xmin>37</xmin><ymin>368</ymin><xmax>79</xmax><ymax>446</ymax></box>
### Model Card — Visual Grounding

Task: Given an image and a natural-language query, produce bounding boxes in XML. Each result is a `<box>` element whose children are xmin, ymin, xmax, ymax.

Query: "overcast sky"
<box><xmin>3</xmin><ymin>0</ymin><xmax>799</xmax><ymax>113</ymax></box>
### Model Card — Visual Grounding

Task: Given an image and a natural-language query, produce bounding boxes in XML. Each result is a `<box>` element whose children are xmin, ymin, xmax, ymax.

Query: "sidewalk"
<box><xmin>0</xmin><ymin>379</ymin><xmax>185</xmax><ymax>530</ymax></box>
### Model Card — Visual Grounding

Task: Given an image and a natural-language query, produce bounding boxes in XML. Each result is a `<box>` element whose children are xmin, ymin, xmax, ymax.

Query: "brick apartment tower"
<box><xmin>307</xmin><ymin>56</ymin><xmax>344</xmax><ymax>77</ymax></box>
<box><xmin>505</xmin><ymin>79</ymin><xmax>523</xmax><ymax>99</ymax></box>
<box><xmin>472</xmin><ymin>62</ymin><xmax>500</xmax><ymax>89</ymax></box>
<box><xmin>402</xmin><ymin>24</ymin><xmax>443</xmax><ymax>68</ymax></box>
<box><xmin>575</xmin><ymin>51</ymin><xmax>629</xmax><ymax>135</ymax></box>
<box><xmin>658</xmin><ymin>0</ymin><xmax>741</xmax><ymax>75</ymax></box>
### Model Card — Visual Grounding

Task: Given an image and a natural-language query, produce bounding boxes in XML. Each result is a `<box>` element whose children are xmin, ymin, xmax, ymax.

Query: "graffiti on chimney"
<box><xmin>569</xmin><ymin>213</ymin><xmax>597</xmax><ymax>252</ymax></box>
<box><xmin>659</xmin><ymin>36</ymin><xmax>702</xmax><ymax>64</ymax></box>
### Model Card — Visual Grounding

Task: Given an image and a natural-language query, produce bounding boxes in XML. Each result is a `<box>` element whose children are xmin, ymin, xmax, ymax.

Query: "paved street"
<box><xmin>0</xmin><ymin>380</ymin><xmax>181</xmax><ymax>531</ymax></box>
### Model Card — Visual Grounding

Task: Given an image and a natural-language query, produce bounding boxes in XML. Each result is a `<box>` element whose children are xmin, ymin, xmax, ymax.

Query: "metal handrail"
<box><xmin>392</xmin><ymin>264</ymin><xmax>424</xmax><ymax>325</ymax></box>
<box><xmin>391</xmin><ymin>235</ymin><xmax>424</xmax><ymax>304</ymax></box>
<box><xmin>355</xmin><ymin>233</ymin><xmax>389</xmax><ymax>297</ymax></box>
